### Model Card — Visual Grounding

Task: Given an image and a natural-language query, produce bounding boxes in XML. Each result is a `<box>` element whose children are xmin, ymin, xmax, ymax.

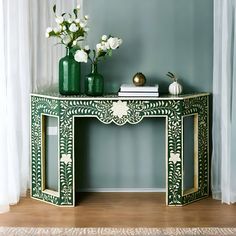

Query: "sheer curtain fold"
<box><xmin>212</xmin><ymin>0</ymin><xmax>236</xmax><ymax>204</ymax></box>
<box><xmin>0</xmin><ymin>0</ymin><xmax>78</xmax><ymax>213</ymax></box>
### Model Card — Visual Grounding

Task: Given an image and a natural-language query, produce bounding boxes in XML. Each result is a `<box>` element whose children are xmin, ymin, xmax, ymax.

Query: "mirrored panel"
<box><xmin>183</xmin><ymin>114</ymin><xmax>198</xmax><ymax>195</ymax></box>
<box><xmin>41</xmin><ymin>115</ymin><xmax>59</xmax><ymax>195</ymax></box>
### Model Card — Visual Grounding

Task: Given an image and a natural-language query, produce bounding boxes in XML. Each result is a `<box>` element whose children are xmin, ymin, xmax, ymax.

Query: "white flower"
<box><xmin>77</xmin><ymin>4</ymin><xmax>80</xmax><ymax>10</ymax></box>
<box><xmin>46</xmin><ymin>27</ymin><xmax>53</xmax><ymax>33</ymax></box>
<box><xmin>84</xmin><ymin>15</ymin><xmax>89</xmax><ymax>20</ymax></box>
<box><xmin>169</xmin><ymin>152</ymin><xmax>181</xmax><ymax>164</ymax></box>
<box><xmin>72</xmin><ymin>40</ymin><xmax>77</xmax><ymax>46</ymax></box>
<box><xmin>102</xmin><ymin>35</ymin><xmax>108</xmax><ymax>41</ymax></box>
<box><xmin>80</xmin><ymin>20</ymin><xmax>87</xmax><ymax>28</ymax></box>
<box><xmin>69</xmin><ymin>23</ymin><xmax>77</xmax><ymax>33</ymax></box>
<box><xmin>74</xmin><ymin>49</ymin><xmax>88</xmax><ymax>63</ymax></box>
<box><xmin>96</xmin><ymin>43</ymin><xmax>102</xmax><ymax>51</ymax></box>
<box><xmin>105</xmin><ymin>42</ymin><xmax>110</xmax><ymax>50</ymax></box>
<box><xmin>84</xmin><ymin>45</ymin><xmax>90</xmax><ymax>51</ymax></box>
<box><xmin>54</xmin><ymin>26</ymin><xmax>62</xmax><ymax>33</ymax></box>
<box><xmin>101</xmin><ymin>44</ymin><xmax>107</xmax><ymax>51</ymax></box>
<box><xmin>61</xmin><ymin>154</ymin><xmax>72</xmax><ymax>165</ymax></box>
<box><xmin>68</xmin><ymin>18</ymin><xmax>73</xmax><ymax>24</ymax></box>
<box><xmin>55</xmin><ymin>16</ymin><xmax>64</xmax><ymax>24</ymax></box>
<box><xmin>62</xmin><ymin>35</ymin><xmax>71</xmax><ymax>45</ymax></box>
<box><xmin>76</xmin><ymin>36</ymin><xmax>85</xmax><ymax>41</ymax></box>
<box><xmin>69</xmin><ymin>23</ymin><xmax>78</xmax><ymax>32</ymax></box>
<box><xmin>108</xmin><ymin>37</ymin><xmax>120</xmax><ymax>50</ymax></box>
<box><xmin>75</xmin><ymin>18</ymin><xmax>80</xmax><ymax>24</ymax></box>
<box><xmin>111</xmin><ymin>101</ymin><xmax>129</xmax><ymax>118</ymax></box>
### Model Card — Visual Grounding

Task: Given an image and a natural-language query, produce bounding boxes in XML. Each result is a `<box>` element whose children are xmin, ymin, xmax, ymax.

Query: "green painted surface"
<box><xmin>31</xmin><ymin>94</ymin><xmax>209</xmax><ymax>206</ymax></box>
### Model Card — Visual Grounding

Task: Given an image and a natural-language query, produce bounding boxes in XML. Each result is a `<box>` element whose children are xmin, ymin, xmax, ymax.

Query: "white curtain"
<box><xmin>212</xmin><ymin>0</ymin><xmax>236</xmax><ymax>204</ymax></box>
<box><xmin>0</xmin><ymin>0</ymin><xmax>77</xmax><ymax>213</ymax></box>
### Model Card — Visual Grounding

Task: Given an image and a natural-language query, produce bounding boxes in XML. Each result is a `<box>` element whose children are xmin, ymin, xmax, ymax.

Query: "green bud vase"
<box><xmin>59</xmin><ymin>48</ymin><xmax>81</xmax><ymax>95</ymax></box>
<box><xmin>85</xmin><ymin>63</ymin><xmax>104</xmax><ymax>96</ymax></box>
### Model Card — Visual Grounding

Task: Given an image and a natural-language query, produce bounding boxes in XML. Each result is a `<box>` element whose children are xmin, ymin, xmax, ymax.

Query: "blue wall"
<box><xmin>83</xmin><ymin>0</ymin><xmax>213</xmax><ymax>94</ymax></box>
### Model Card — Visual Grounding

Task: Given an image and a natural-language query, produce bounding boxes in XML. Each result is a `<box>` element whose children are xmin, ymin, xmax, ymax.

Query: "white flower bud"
<box><xmin>75</xmin><ymin>18</ymin><xmax>80</xmax><ymax>24</ymax></box>
<box><xmin>96</xmin><ymin>43</ymin><xmax>102</xmax><ymax>51</ymax></box>
<box><xmin>80</xmin><ymin>20</ymin><xmax>87</xmax><ymax>28</ymax></box>
<box><xmin>69</xmin><ymin>23</ymin><xmax>78</xmax><ymax>32</ymax></box>
<box><xmin>84</xmin><ymin>45</ymin><xmax>90</xmax><ymax>51</ymax></box>
<box><xmin>77</xmin><ymin>4</ymin><xmax>80</xmax><ymax>10</ymax></box>
<box><xmin>68</xmin><ymin>18</ymin><xmax>73</xmax><ymax>24</ymax></box>
<box><xmin>45</xmin><ymin>32</ymin><xmax>50</xmax><ymax>38</ymax></box>
<box><xmin>46</xmin><ymin>27</ymin><xmax>53</xmax><ymax>33</ymax></box>
<box><xmin>84</xmin><ymin>15</ymin><xmax>89</xmax><ymax>20</ymax></box>
<box><xmin>55</xmin><ymin>16</ymin><xmax>64</xmax><ymax>24</ymax></box>
<box><xmin>102</xmin><ymin>35</ymin><xmax>108</xmax><ymax>41</ymax></box>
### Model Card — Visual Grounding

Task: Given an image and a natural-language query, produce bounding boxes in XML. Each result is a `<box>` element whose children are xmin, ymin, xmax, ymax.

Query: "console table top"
<box><xmin>31</xmin><ymin>92</ymin><xmax>209</xmax><ymax>100</ymax></box>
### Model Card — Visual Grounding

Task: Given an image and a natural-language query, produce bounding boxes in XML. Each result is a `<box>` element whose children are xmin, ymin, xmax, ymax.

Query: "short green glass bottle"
<box><xmin>59</xmin><ymin>48</ymin><xmax>81</xmax><ymax>95</ymax></box>
<box><xmin>85</xmin><ymin>63</ymin><xmax>104</xmax><ymax>96</ymax></box>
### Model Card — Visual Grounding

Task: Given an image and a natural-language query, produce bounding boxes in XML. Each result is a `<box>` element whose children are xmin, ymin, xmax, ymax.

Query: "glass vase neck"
<box><xmin>66</xmin><ymin>47</ymin><xmax>73</xmax><ymax>57</ymax></box>
<box><xmin>91</xmin><ymin>63</ymin><xmax>98</xmax><ymax>73</ymax></box>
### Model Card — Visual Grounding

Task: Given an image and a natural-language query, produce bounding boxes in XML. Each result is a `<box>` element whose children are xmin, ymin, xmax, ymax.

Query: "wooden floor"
<box><xmin>0</xmin><ymin>193</ymin><xmax>236</xmax><ymax>227</ymax></box>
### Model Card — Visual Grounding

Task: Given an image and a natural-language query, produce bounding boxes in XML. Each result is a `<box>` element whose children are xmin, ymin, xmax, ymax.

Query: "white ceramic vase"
<box><xmin>168</xmin><ymin>81</ymin><xmax>183</xmax><ymax>95</ymax></box>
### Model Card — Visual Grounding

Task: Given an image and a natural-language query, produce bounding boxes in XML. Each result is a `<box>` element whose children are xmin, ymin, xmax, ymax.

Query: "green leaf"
<box><xmin>98</xmin><ymin>51</ymin><xmax>106</xmax><ymax>58</ymax></box>
<box><xmin>73</xmin><ymin>9</ymin><xmax>77</xmax><ymax>18</ymax></box>
<box><xmin>53</xmin><ymin>4</ymin><xmax>56</xmax><ymax>14</ymax></box>
<box><xmin>167</xmin><ymin>72</ymin><xmax>174</xmax><ymax>78</ymax></box>
<box><xmin>108</xmin><ymin>49</ymin><xmax>112</xmax><ymax>57</ymax></box>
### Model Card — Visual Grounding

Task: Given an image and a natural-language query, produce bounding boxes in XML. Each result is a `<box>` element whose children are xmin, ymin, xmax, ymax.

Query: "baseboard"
<box><xmin>77</xmin><ymin>188</ymin><xmax>166</xmax><ymax>192</ymax></box>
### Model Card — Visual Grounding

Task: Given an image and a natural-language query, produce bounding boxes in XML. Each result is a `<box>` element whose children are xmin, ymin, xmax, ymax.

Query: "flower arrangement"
<box><xmin>46</xmin><ymin>4</ymin><xmax>122</xmax><ymax>64</ymax></box>
<box><xmin>45</xmin><ymin>4</ymin><xmax>123</xmax><ymax>96</ymax></box>
<box><xmin>45</xmin><ymin>4</ymin><xmax>89</xmax><ymax>49</ymax></box>
<box><xmin>74</xmin><ymin>34</ymin><xmax>122</xmax><ymax>64</ymax></box>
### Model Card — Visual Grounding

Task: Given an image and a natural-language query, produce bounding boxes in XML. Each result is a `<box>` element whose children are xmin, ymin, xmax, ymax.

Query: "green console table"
<box><xmin>30</xmin><ymin>92</ymin><xmax>209</xmax><ymax>206</ymax></box>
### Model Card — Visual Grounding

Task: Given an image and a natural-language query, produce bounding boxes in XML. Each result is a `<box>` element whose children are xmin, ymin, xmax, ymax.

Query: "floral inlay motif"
<box><xmin>61</xmin><ymin>154</ymin><xmax>72</xmax><ymax>165</ymax></box>
<box><xmin>169</xmin><ymin>152</ymin><xmax>181</xmax><ymax>164</ymax></box>
<box><xmin>111</xmin><ymin>100</ymin><xmax>129</xmax><ymax>118</ymax></box>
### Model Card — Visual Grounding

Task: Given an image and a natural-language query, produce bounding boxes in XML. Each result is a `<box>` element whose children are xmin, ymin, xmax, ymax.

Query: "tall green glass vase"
<box><xmin>85</xmin><ymin>63</ymin><xmax>104</xmax><ymax>96</ymax></box>
<box><xmin>59</xmin><ymin>48</ymin><xmax>81</xmax><ymax>95</ymax></box>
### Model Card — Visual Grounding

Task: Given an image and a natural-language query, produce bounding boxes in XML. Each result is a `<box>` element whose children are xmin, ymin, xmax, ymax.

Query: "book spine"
<box><xmin>120</xmin><ymin>88</ymin><xmax>159</xmax><ymax>92</ymax></box>
<box><xmin>118</xmin><ymin>92</ymin><xmax>159</xmax><ymax>97</ymax></box>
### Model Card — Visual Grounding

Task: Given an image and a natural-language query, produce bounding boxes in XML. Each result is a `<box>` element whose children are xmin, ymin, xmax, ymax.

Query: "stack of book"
<box><xmin>118</xmin><ymin>84</ymin><xmax>159</xmax><ymax>97</ymax></box>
